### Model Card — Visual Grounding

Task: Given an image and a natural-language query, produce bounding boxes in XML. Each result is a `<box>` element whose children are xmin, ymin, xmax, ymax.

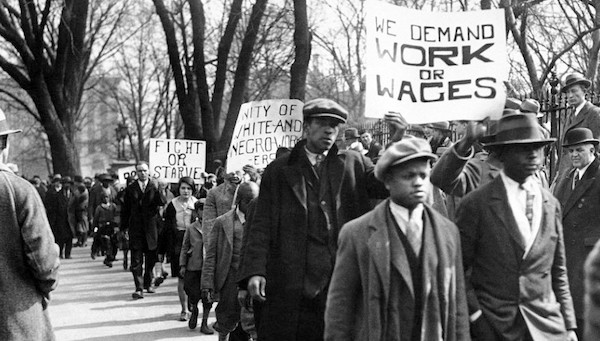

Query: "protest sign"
<box><xmin>117</xmin><ymin>165</ymin><xmax>137</xmax><ymax>184</ymax></box>
<box><xmin>149</xmin><ymin>138</ymin><xmax>206</xmax><ymax>183</ymax></box>
<box><xmin>365</xmin><ymin>1</ymin><xmax>508</xmax><ymax>123</ymax></box>
<box><xmin>227</xmin><ymin>99</ymin><xmax>303</xmax><ymax>173</ymax></box>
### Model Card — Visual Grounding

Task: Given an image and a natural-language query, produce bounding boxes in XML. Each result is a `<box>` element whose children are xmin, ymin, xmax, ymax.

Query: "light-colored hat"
<box><xmin>375</xmin><ymin>138</ymin><xmax>437</xmax><ymax>180</ymax></box>
<box><xmin>0</xmin><ymin>108</ymin><xmax>21</xmax><ymax>135</ymax></box>
<box><xmin>561</xmin><ymin>73</ymin><xmax>592</xmax><ymax>93</ymax></box>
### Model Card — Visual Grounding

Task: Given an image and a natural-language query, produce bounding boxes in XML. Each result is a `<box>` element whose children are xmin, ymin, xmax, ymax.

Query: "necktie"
<box><xmin>521</xmin><ymin>184</ymin><xmax>534</xmax><ymax>228</ymax></box>
<box><xmin>314</xmin><ymin>154</ymin><xmax>325</xmax><ymax>173</ymax></box>
<box><xmin>140</xmin><ymin>182</ymin><xmax>145</xmax><ymax>192</ymax></box>
<box><xmin>406</xmin><ymin>215</ymin><xmax>422</xmax><ymax>256</ymax></box>
<box><xmin>573</xmin><ymin>171</ymin><xmax>580</xmax><ymax>190</ymax></box>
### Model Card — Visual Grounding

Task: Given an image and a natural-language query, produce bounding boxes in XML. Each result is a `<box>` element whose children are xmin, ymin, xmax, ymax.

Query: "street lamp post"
<box><xmin>115</xmin><ymin>122</ymin><xmax>129</xmax><ymax>160</ymax></box>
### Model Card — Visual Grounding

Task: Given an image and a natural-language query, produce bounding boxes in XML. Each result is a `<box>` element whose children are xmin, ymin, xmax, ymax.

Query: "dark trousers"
<box><xmin>295</xmin><ymin>293</ymin><xmax>327</xmax><ymax>341</ymax></box>
<box><xmin>131</xmin><ymin>247</ymin><xmax>157</xmax><ymax>291</ymax></box>
<box><xmin>58</xmin><ymin>238</ymin><xmax>73</xmax><ymax>258</ymax></box>
<box><xmin>215</xmin><ymin>272</ymin><xmax>241</xmax><ymax>333</ymax></box>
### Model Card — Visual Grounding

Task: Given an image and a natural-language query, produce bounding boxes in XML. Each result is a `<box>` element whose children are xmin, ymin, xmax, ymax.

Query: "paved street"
<box><xmin>49</xmin><ymin>242</ymin><xmax>218</xmax><ymax>341</ymax></box>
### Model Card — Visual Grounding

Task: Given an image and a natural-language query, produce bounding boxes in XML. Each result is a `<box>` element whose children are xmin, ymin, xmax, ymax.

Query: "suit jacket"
<box><xmin>553</xmin><ymin>157</ymin><xmax>600</xmax><ymax>319</ymax></box>
<box><xmin>324</xmin><ymin>200</ymin><xmax>469</xmax><ymax>341</ymax></box>
<box><xmin>202</xmin><ymin>181</ymin><xmax>236</xmax><ymax>235</ymax></box>
<box><xmin>456</xmin><ymin>176</ymin><xmax>576</xmax><ymax>340</ymax></box>
<box><xmin>0</xmin><ymin>164</ymin><xmax>60</xmax><ymax>341</ymax></box>
<box><xmin>557</xmin><ymin>101</ymin><xmax>600</xmax><ymax>179</ymax></box>
<box><xmin>201</xmin><ymin>209</ymin><xmax>242</xmax><ymax>293</ymax></box>
<box><xmin>120</xmin><ymin>179</ymin><xmax>165</xmax><ymax>250</ymax></box>
<box><xmin>237</xmin><ymin>139</ymin><xmax>386</xmax><ymax>340</ymax></box>
<box><xmin>365</xmin><ymin>141</ymin><xmax>382</xmax><ymax>161</ymax></box>
<box><xmin>180</xmin><ymin>220</ymin><xmax>204</xmax><ymax>272</ymax></box>
<box><xmin>584</xmin><ymin>239</ymin><xmax>600</xmax><ymax>341</ymax></box>
<box><xmin>88</xmin><ymin>184</ymin><xmax>117</xmax><ymax>221</ymax></box>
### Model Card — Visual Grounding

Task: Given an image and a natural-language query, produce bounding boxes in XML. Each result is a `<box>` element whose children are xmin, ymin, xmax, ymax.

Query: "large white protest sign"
<box><xmin>365</xmin><ymin>2</ymin><xmax>507</xmax><ymax>123</ymax></box>
<box><xmin>227</xmin><ymin>99</ymin><xmax>303</xmax><ymax>173</ymax></box>
<box><xmin>149</xmin><ymin>138</ymin><xmax>206</xmax><ymax>183</ymax></box>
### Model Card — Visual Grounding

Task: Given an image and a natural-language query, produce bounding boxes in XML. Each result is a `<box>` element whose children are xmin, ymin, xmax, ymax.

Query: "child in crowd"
<box><xmin>93</xmin><ymin>192</ymin><xmax>118</xmax><ymax>267</ymax></box>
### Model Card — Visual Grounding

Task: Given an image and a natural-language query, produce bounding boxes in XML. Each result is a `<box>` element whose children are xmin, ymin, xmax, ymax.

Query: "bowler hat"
<box><xmin>425</xmin><ymin>121</ymin><xmax>450</xmax><ymax>131</ymax></box>
<box><xmin>344</xmin><ymin>127</ymin><xmax>360</xmax><ymax>139</ymax></box>
<box><xmin>562</xmin><ymin>128</ymin><xmax>600</xmax><ymax>147</ymax></box>
<box><xmin>375</xmin><ymin>138</ymin><xmax>437</xmax><ymax>181</ymax></box>
<box><xmin>0</xmin><ymin>108</ymin><xmax>21</xmax><ymax>135</ymax></box>
<box><xmin>303</xmin><ymin>98</ymin><xmax>348</xmax><ymax>124</ymax></box>
<box><xmin>482</xmin><ymin>113</ymin><xmax>555</xmax><ymax>147</ymax></box>
<box><xmin>561</xmin><ymin>73</ymin><xmax>591</xmax><ymax>93</ymax></box>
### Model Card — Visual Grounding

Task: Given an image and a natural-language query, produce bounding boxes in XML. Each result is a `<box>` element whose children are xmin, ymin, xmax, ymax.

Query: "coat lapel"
<box><xmin>283</xmin><ymin>164</ymin><xmax>307</xmax><ymax>212</ymax></box>
<box><xmin>563</xmin><ymin>159</ymin><xmax>600</xmax><ymax>215</ymax></box>
<box><xmin>326</xmin><ymin>148</ymin><xmax>345</xmax><ymax>201</ymax></box>
<box><xmin>523</xmin><ymin>190</ymin><xmax>553</xmax><ymax>261</ymax></box>
<box><xmin>568</xmin><ymin>102</ymin><xmax>593</xmax><ymax>131</ymax></box>
<box><xmin>367</xmin><ymin>200</ymin><xmax>393</xmax><ymax>302</ymax></box>
<box><xmin>488</xmin><ymin>177</ymin><xmax>527</xmax><ymax>254</ymax></box>
<box><xmin>225</xmin><ymin>210</ymin><xmax>235</xmax><ymax>248</ymax></box>
<box><xmin>421</xmin><ymin>209</ymin><xmax>439</xmax><ymax>306</ymax></box>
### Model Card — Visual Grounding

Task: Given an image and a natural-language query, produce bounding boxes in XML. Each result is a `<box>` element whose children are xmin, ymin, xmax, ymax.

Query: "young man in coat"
<box><xmin>120</xmin><ymin>161</ymin><xmax>166</xmax><ymax>299</ymax></box>
<box><xmin>201</xmin><ymin>181</ymin><xmax>259</xmax><ymax>341</ymax></box>
<box><xmin>556</xmin><ymin>74</ymin><xmax>600</xmax><ymax>182</ymax></box>
<box><xmin>553</xmin><ymin>127</ymin><xmax>600</xmax><ymax>338</ymax></box>
<box><xmin>456</xmin><ymin>113</ymin><xmax>577</xmax><ymax>341</ymax></box>
<box><xmin>237</xmin><ymin>98</ymin><xmax>406</xmax><ymax>341</ymax></box>
<box><xmin>0</xmin><ymin>112</ymin><xmax>60</xmax><ymax>340</ymax></box>
<box><xmin>324</xmin><ymin>138</ymin><xmax>469</xmax><ymax>341</ymax></box>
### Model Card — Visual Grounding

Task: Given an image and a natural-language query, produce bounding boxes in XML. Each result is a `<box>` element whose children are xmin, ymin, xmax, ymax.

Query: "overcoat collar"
<box><xmin>283</xmin><ymin>139</ymin><xmax>345</xmax><ymax>211</ymax></box>
<box><xmin>563</xmin><ymin>157</ymin><xmax>600</xmax><ymax>215</ymax></box>
<box><xmin>488</xmin><ymin>176</ymin><xmax>527</xmax><ymax>255</ymax></box>
<box><xmin>568</xmin><ymin>101</ymin><xmax>594</xmax><ymax>130</ymax></box>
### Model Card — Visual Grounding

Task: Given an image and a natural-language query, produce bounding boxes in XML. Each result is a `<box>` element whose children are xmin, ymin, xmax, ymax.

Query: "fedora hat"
<box><xmin>344</xmin><ymin>127</ymin><xmax>360</xmax><ymax>139</ymax></box>
<box><xmin>482</xmin><ymin>113</ymin><xmax>555</xmax><ymax>147</ymax></box>
<box><xmin>561</xmin><ymin>73</ymin><xmax>592</xmax><ymax>93</ymax></box>
<box><xmin>0</xmin><ymin>108</ymin><xmax>21</xmax><ymax>135</ymax></box>
<box><xmin>479</xmin><ymin>109</ymin><xmax>518</xmax><ymax>144</ymax></box>
<box><xmin>562</xmin><ymin>128</ymin><xmax>599</xmax><ymax>147</ymax></box>
<box><xmin>505</xmin><ymin>97</ymin><xmax>522</xmax><ymax>110</ymax></box>
<box><xmin>375</xmin><ymin>137</ymin><xmax>437</xmax><ymax>180</ymax></box>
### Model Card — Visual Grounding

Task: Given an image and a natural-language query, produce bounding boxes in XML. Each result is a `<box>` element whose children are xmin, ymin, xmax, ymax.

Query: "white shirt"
<box><xmin>304</xmin><ymin>147</ymin><xmax>329</xmax><ymax>166</ymax></box>
<box><xmin>573</xmin><ymin>100</ymin><xmax>587</xmax><ymax>117</ymax></box>
<box><xmin>389</xmin><ymin>200</ymin><xmax>424</xmax><ymax>243</ymax></box>
<box><xmin>575</xmin><ymin>156</ymin><xmax>595</xmax><ymax>185</ymax></box>
<box><xmin>138</xmin><ymin>179</ymin><xmax>149</xmax><ymax>192</ymax></box>
<box><xmin>499</xmin><ymin>171</ymin><xmax>542</xmax><ymax>258</ymax></box>
<box><xmin>236</xmin><ymin>206</ymin><xmax>246</xmax><ymax>225</ymax></box>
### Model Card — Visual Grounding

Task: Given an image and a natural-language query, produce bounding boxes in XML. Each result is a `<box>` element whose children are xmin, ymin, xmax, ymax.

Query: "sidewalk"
<box><xmin>49</xmin><ymin>242</ymin><xmax>218</xmax><ymax>340</ymax></box>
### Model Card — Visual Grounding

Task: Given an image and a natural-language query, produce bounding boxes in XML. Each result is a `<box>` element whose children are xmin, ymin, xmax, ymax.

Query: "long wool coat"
<box><xmin>553</xmin><ymin>157</ymin><xmax>600</xmax><ymax>319</ymax></box>
<box><xmin>237</xmin><ymin>140</ymin><xmax>385</xmax><ymax>340</ymax></box>
<box><xmin>120</xmin><ymin>180</ymin><xmax>165</xmax><ymax>250</ymax></box>
<box><xmin>324</xmin><ymin>200</ymin><xmax>469</xmax><ymax>341</ymax></box>
<box><xmin>0</xmin><ymin>164</ymin><xmax>60</xmax><ymax>340</ymax></box>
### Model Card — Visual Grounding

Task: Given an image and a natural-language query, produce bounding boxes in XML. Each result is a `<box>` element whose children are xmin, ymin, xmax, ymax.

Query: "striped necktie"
<box><xmin>520</xmin><ymin>184</ymin><xmax>534</xmax><ymax>228</ymax></box>
<box><xmin>573</xmin><ymin>171</ymin><xmax>580</xmax><ymax>190</ymax></box>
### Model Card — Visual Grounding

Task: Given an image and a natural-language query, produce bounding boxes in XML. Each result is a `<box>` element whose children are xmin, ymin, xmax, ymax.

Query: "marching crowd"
<box><xmin>5</xmin><ymin>73</ymin><xmax>600</xmax><ymax>341</ymax></box>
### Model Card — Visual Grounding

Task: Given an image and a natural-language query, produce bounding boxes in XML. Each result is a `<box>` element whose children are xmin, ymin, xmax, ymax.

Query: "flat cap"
<box><xmin>375</xmin><ymin>138</ymin><xmax>437</xmax><ymax>181</ymax></box>
<box><xmin>303</xmin><ymin>98</ymin><xmax>348</xmax><ymax>124</ymax></box>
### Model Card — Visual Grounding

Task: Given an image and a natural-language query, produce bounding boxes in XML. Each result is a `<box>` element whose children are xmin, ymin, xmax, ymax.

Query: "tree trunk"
<box><xmin>289</xmin><ymin>0</ymin><xmax>310</xmax><ymax>101</ymax></box>
<box><xmin>189</xmin><ymin>0</ymin><xmax>216</xmax><ymax>153</ymax></box>
<box><xmin>218</xmin><ymin>0</ymin><xmax>268</xmax><ymax>152</ymax></box>
<box><xmin>211</xmin><ymin>0</ymin><xmax>243</xmax><ymax>131</ymax></box>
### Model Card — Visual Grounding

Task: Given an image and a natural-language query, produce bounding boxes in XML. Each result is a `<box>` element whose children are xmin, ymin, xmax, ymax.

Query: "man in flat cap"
<box><xmin>237</xmin><ymin>98</ymin><xmax>406</xmax><ymax>340</ymax></box>
<box><xmin>0</xmin><ymin>109</ymin><xmax>60</xmax><ymax>340</ymax></box>
<box><xmin>557</xmin><ymin>73</ymin><xmax>600</xmax><ymax>182</ymax></box>
<box><xmin>324</xmin><ymin>138</ymin><xmax>469</xmax><ymax>341</ymax></box>
<box><xmin>553</xmin><ymin>128</ymin><xmax>600</xmax><ymax>338</ymax></box>
<box><xmin>456</xmin><ymin>113</ymin><xmax>577</xmax><ymax>340</ymax></box>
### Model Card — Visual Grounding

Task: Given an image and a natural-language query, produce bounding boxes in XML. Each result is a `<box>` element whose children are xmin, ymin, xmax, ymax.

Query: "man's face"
<box><xmin>454</xmin><ymin>121</ymin><xmax>468</xmax><ymax>139</ymax></box>
<box><xmin>499</xmin><ymin>144</ymin><xmax>544</xmax><ymax>183</ymax></box>
<box><xmin>205</xmin><ymin>177</ymin><xmax>216</xmax><ymax>189</ymax></box>
<box><xmin>566</xmin><ymin>84</ymin><xmax>586</xmax><ymax>107</ymax></box>
<box><xmin>136</xmin><ymin>164</ymin><xmax>149</xmax><ymax>181</ymax></box>
<box><xmin>305</xmin><ymin>118</ymin><xmax>340</xmax><ymax>153</ymax></box>
<box><xmin>360</xmin><ymin>133</ymin><xmax>373</xmax><ymax>148</ymax></box>
<box><xmin>384</xmin><ymin>159</ymin><xmax>431</xmax><ymax>210</ymax></box>
<box><xmin>568</xmin><ymin>143</ymin><xmax>596</xmax><ymax>169</ymax></box>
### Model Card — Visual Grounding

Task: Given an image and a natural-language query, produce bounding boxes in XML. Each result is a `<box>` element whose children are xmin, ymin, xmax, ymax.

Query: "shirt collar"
<box><xmin>500</xmin><ymin>170</ymin><xmax>536</xmax><ymax>192</ymax></box>
<box><xmin>574</xmin><ymin>100</ymin><xmax>587</xmax><ymax>116</ymax></box>
<box><xmin>304</xmin><ymin>146</ymin><xmax>329</xmax><ymax>166</ymax></box>
<box><xmin>389</xmin><ymin>200</ymin><xmax>424</xmax><ymax>222</ymax></box>
<box><xmin>577</xmin><ymin>156</ymin><xmax>596</xmax><ymax>178</ymax></box>
<box><xmin>236</xmin><ymin>206</ymin><xmax>246</xmax><ymax>225</ymax></box>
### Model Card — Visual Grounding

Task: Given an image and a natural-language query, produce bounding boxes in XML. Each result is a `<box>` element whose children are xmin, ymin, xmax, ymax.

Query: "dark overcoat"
<box><xmin>324</xmin><ymin>200</ymin><xmax>469</xmax><ymax>341</ymax></box>
<box><xmin>45</xmin><ymin>186</ymin><xmax>74</xmax><ymax>240</ymax></box>
<box><xmin>120</xmin><ymin>180</ymin><xmax>165</xmax><ymax>250</ymax></box>
<box><xmin>457</xmin><ymin>176</ymin><xmax>577</xmax><ymax>340</ymax></box>
<box><xmin>553</xmin><ymin>157</ymin><xmax>600</xmax><ymax>319</ymax></box>
<box><xmin>237</xmin><ymin>139</ymin><xmax>384</xmax><ymax>340</ymax></box>
<box><xmin>0</xmin><ymin>164</ymin><xmax>60</xmax><ymax>340</ymax></box>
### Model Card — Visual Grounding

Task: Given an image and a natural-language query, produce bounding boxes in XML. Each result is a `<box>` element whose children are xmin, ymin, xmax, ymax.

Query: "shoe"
<box><xmin>146</xmin><ymin>286</ymin><xmax>156</xmax><ymax>294</ymax></box>
<box><xmin>154</xmin><ymin>277</ymin><xmax>164</xmax><ymax>287</ymax></box>
<box><xmin>103</xmin><ymin>259</ymin><xmax>113</xmax><ymax>268</ymax></box>
<box><xmin>200</xmin><ymin>321</ymin><xmax>214</xmax><ymax>335</ymax></box>
<box><xmin>132</xmin><ymin>290</ymin><xmax>144</xmax><ymax>299</ymax></box>
<box><xmin>179</xmin><ymin>311</ymin><xmax>188</xmax><ymax>321</ymax></box>
<box><xmin>162</xmin><ymin>271</ymin><xmax>169</xmax><ymax>278</ymax></box>
<box><xmin>91</xmin><ymin>252</ymin><xmax>96</xmax><ymax>260</ymax></box>
<box><xmin>188</xmin><ymin>307</ymin><xmax>198</xmax><ymax>329</ymax></box>
<box><xmin>65</xmin><ymin>256</ymin><xmax>72</xmax><ymax>259</ymax></box>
